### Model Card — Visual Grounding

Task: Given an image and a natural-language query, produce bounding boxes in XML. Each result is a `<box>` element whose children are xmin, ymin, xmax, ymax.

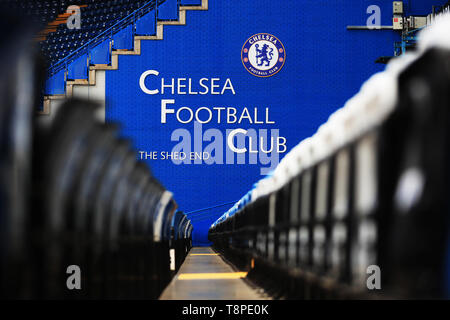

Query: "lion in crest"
<box><xmin>255</xmin><ymin>44</ymin><xmax>274</xmax><ymax>67</ymax></box>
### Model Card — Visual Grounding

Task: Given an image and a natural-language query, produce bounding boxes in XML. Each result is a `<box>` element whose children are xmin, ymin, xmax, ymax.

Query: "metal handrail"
<box><xmin>48</xmin><ymin>0</ymin><xmax>165</xmax><ymax>77</ymax></box>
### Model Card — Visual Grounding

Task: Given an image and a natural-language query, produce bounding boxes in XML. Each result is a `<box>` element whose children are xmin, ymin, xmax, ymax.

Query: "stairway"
<box><xmin>41</xmin><ymin>0</ymin><xmax>208</xmax><ymax>115</ymax></box>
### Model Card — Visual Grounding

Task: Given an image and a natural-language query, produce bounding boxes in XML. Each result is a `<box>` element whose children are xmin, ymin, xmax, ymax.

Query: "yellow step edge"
<box><xmin>178</xmin><ymin>272</ymin><xmax>248</xmax><ymax>280</ymax></box>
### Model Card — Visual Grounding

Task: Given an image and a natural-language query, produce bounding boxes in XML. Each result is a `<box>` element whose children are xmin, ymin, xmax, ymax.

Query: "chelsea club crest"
<box><xmin>241</xmin><ymin>33</ymin><xmax>286</xmax><ymax>78</ymax></box>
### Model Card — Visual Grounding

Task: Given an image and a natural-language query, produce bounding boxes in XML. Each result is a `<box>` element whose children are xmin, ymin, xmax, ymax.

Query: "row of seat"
<box><xmin>6</xmin><ymin>0</ymin><xmax>84</xmax><ymax>7</ymax></box>
<box><xmin>39</xmin><ymin>0</ymin><xmax>152</xmax><ymax>65</ymax></box>
<box><xmin>42</xmin><ymin>26</ymin><xmax>109</xmax><ymax>45</ymax></box>
<box><xmin>0</xmin><ymin>0</ymin><xmax>158</xmax><ymax>66</ymax></box>
<box><xmin>4</xmin><ymin>0</ymin><xmax>75</xmax><ymax>27</ymax></box>
<box><xmin>170</xmin><ymin>212</ymin><xmax>194</xmax><ymax>273</ymax></box>
<box><xmin>209</xmin><ymin>15</ymin><xmax>450</xmax><ymax>299</ymax></box>
<box><xmin>0</xmin><ymin>27</ymin><xmax>192</xmax><ymax>299</ymax></box>
<box><xmin>43</xmin><ymin>39</ymin><xmax>90</xmax><ymax>53</ymax></box>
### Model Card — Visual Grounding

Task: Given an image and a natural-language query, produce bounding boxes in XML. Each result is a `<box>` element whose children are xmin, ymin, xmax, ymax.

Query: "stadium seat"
<box><xmin>208</xmin><ymin>16</ymin><xmax>450</xmax><ymax>299</ymax></box>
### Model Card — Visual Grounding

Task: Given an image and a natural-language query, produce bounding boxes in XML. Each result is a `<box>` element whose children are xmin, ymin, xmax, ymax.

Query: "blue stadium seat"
<box><xmin>113</xmin><ymin>25</ymin><xmax>134</xmax><ymax>50</ymax></box>
<box><xmin>45</xmin><ymin>69</ymin><xmax>66</xmax><ymax>95</ymax></box>
<box><xmin>90</xmin><ymin>40</ymin><xmax>112</xmax><ymax>65</ymax></box>
<box><xmin>67</xmin><ymin>53</ymin><xmax>89</xmax><ymax>80</ymax></box>
<box><xmin>157</xmin><ymin>0</ymin><xmax>179</xmax><ymax>21</ymax></box>
<box><xmin>135</xmin><ymin>9</ymin><xmax>157</xmax><ymax>36</ymax></box>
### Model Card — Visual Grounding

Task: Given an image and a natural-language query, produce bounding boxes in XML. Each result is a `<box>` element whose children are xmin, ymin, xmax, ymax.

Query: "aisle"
<box><xmin>159</xmin><ymin>247</ymin><xmax>269</xmax><ymax>300</ymax></box>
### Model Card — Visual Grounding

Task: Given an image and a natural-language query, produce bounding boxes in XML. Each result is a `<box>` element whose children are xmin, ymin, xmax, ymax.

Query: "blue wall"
<box><xmin>105</xmin><ymin>0</ymin><xmax>443</xmax><ymax>245</ymax></box>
